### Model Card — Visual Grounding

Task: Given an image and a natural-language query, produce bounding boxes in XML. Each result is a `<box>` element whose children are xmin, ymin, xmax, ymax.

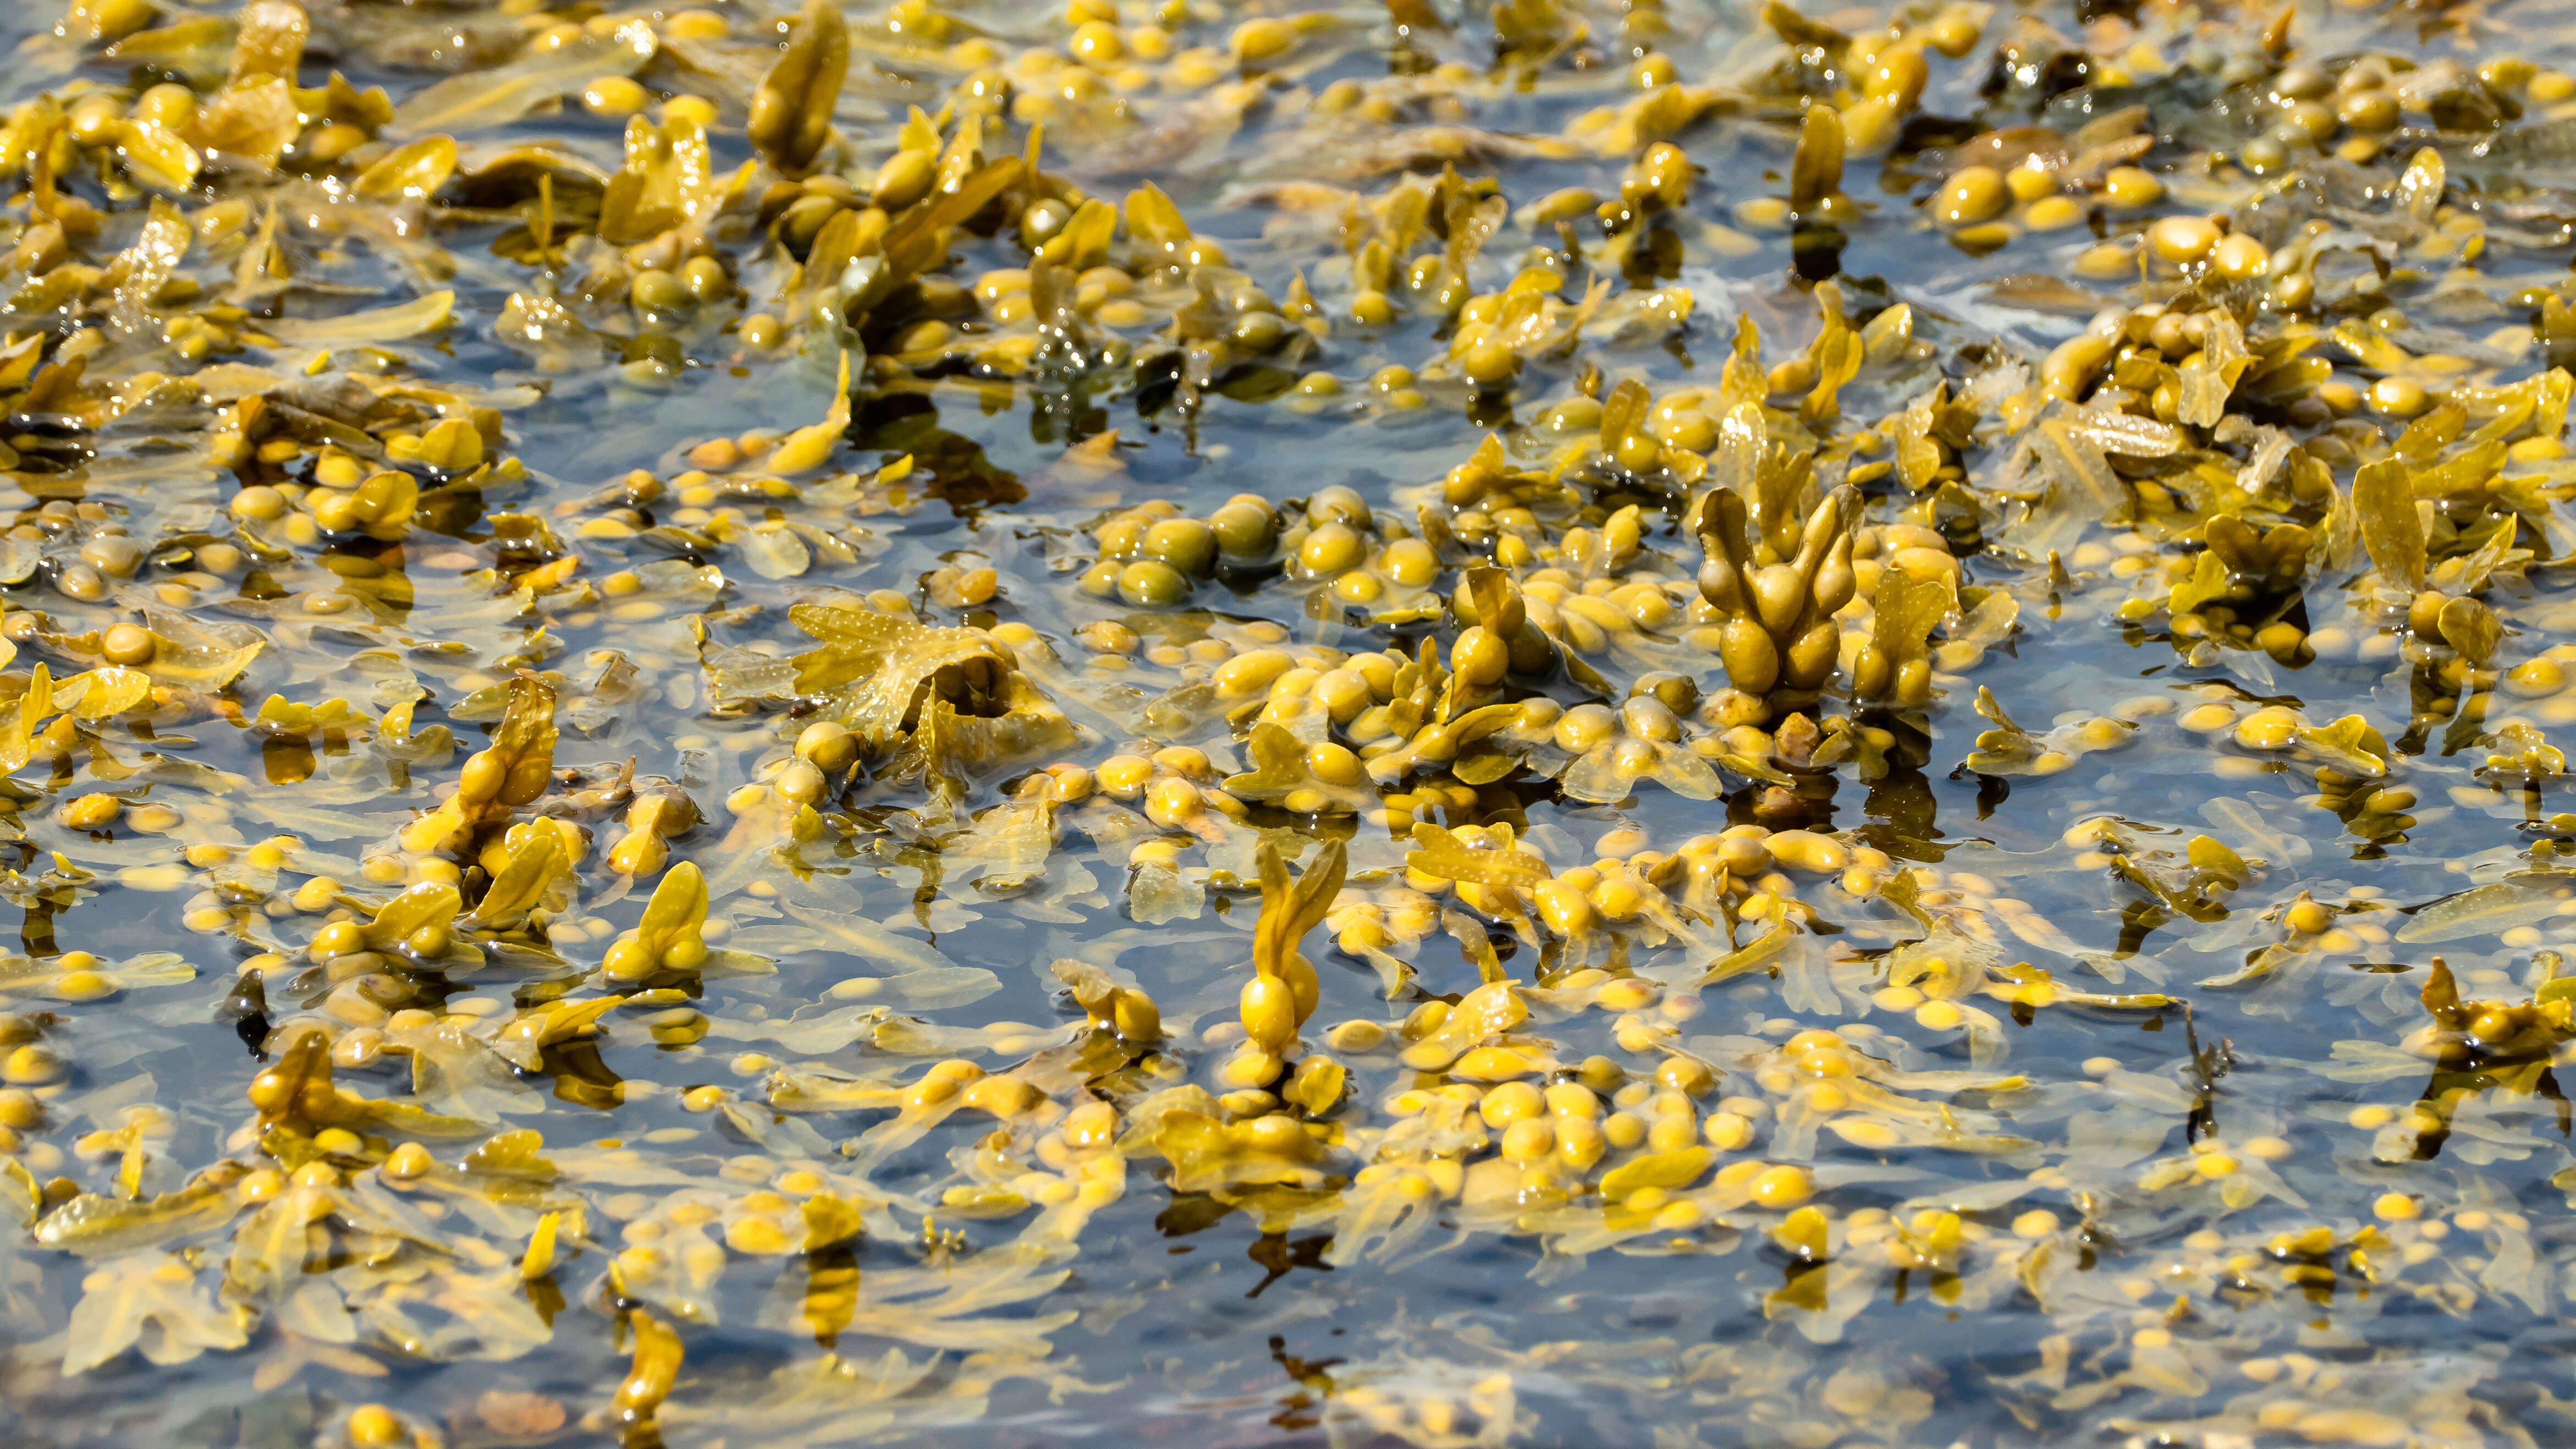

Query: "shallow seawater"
<box><xmin>12</xmin><ymin>0</ymin><xmax>2576</xmax><ymax>1445</ymax></box>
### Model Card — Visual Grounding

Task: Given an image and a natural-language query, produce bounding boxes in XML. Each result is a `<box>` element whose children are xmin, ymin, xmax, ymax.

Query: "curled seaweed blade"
<box><xmin>2352</xmin><ymin>457</ymin><xmax>2426</xmax><ymax>590</ymax></box>
<box><xmin>1853</xmin><ymin>569</ymin><xmax>1952</xmax><ymax>704</ymax></box>
<box><xmin>1789</xmin><ymin>103</ymin><xmax>1843</xmax><ymax>214</ymax></box>
<box><xmin>748</xmin><ymin>0</ymin><xmax>849</xmax><ymax>175</ymax></box>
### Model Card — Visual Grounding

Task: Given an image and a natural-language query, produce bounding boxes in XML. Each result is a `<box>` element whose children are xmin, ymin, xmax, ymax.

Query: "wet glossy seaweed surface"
<box><xmin>8</xmin><ymin>0</ymin><xmax>2576</xmax><ymax>1446</ymax></box>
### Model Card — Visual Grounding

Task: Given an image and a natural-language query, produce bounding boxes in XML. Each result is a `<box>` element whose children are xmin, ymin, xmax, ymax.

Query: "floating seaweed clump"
<box><xmin>15</xmin><ymin>0</ymin><xmax>2576</xmax><ymax>1443</ymax></box>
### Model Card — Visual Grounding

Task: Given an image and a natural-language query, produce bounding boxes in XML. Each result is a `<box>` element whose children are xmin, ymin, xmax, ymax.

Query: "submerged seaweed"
<box><xmin>8</xmin><ymin>0</ymin><xmax>2576</xmax><ymax>1445</ymax></box>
